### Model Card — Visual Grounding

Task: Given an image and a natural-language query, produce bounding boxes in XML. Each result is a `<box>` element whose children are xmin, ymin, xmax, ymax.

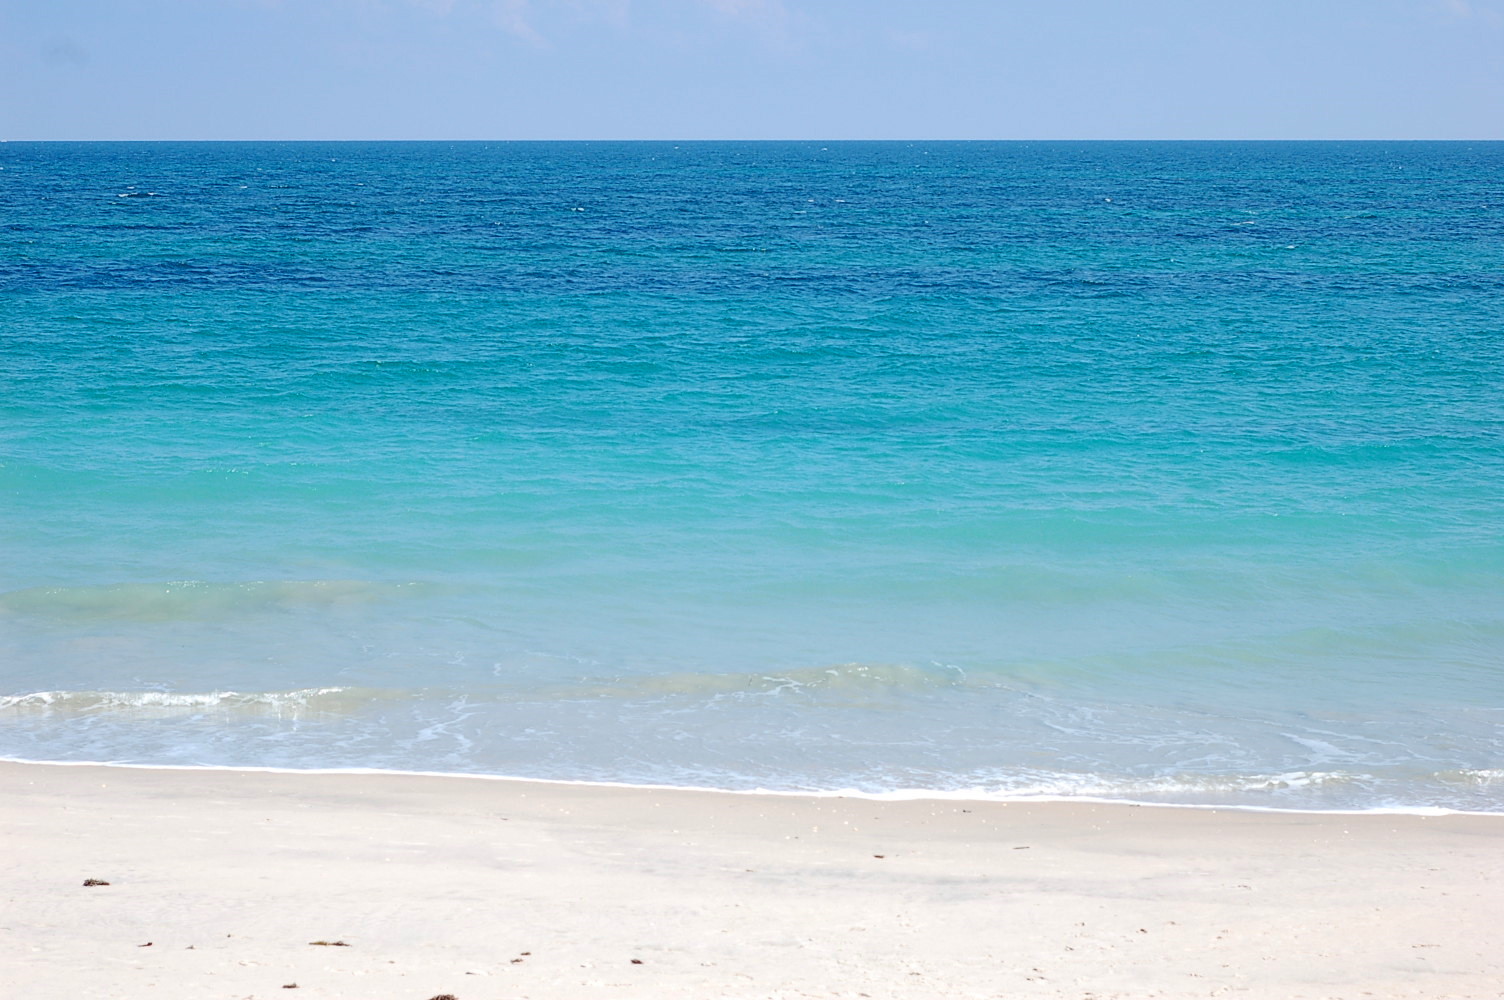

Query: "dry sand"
<box><xmin>2</xmin><ymin>760</ymin><xmax>1501</xmax><ymax>999</ymax></box>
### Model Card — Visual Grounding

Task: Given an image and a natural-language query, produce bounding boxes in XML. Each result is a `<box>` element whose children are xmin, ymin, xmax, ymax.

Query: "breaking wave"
<box><xmin>0</xmin><ymin>687</ymin><xmax>376</xmax><ymax>717</ymax></box>
<box><xmin>571</xmin><ymin>661</ymin><xmax>975</xmax><ymax>701</ymax></box>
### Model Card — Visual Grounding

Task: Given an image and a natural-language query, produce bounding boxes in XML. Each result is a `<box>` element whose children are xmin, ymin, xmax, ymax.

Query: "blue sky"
<box><xmin>2</xmin><ymin>0</ymin><xmax>1501</xmax><ymax>140</ymax></box>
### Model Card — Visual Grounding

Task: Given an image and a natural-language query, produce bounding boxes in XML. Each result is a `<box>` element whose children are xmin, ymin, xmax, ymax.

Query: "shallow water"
<box><xmin>3</xmin><ymin>141</ymin><xmax>1502</xmax><ymax>810</ymax></box>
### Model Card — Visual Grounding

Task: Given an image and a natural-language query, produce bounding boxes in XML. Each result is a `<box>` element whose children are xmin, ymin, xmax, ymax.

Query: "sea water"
<box><xmin>2</xmin><ymin>141</ymin><xmax>1501</xmax><ymax>811</ymax></box>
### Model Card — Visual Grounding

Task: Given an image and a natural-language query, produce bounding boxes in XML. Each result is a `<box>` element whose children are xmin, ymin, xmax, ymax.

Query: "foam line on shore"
<box><xmin>4</xmin><ymin>755</ymin><xmax>1494</xmax><ymax>817</ymax></box>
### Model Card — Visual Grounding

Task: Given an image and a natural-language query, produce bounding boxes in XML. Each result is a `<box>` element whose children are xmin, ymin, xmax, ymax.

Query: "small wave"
<box><xmin>0</xmin><ymin>579</ymin><xmax>426</xmax><ymax>622</ymax></box>
<box><xmin>0</xmin><ymin>687</ymin><xmax>366</xmax><ymax>716</ymax></box>
<box><xmin>1437</xmin><ymin>769</ymin><xmax>1504</xmax><ymax>789</ymax></box>
<box><xmin>957</xmin><ymin>768</ymin><xmax>1363</xmax><ymax>800</ymax></box>
<box><xmin>575</xmin><ymin>661</ymin><xmax>970</xmax><ymax>701</ymax></box>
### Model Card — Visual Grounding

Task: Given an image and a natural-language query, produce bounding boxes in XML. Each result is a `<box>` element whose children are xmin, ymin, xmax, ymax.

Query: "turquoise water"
<box><xmin>3</xmin><ymin>141</ymin><xmax>1502</xmax><ymax>810</ymax></box>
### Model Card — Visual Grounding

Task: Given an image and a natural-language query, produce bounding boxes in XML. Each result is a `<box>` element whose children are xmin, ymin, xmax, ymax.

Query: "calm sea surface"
<box><xmin>3</xmin><ymin>141</ymin><xmax>1501</xmax><ymax>810</ymax></box>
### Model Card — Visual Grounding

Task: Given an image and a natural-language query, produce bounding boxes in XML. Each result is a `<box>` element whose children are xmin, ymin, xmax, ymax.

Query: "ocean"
<box><xmin>3</xmin><ymin>140</ymin><xmax>1501</xmax><ymax>811</ymax></box>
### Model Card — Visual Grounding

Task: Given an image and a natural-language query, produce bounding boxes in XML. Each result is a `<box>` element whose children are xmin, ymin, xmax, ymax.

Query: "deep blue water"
<box><xmin>3</xmin><ymin>141</ymin><xmax>1502</xmax><ymax>809</ymax></box>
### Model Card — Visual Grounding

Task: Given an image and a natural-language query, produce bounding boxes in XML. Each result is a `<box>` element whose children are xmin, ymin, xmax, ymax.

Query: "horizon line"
<box><xmin>6</xmin><ymin>136</ymin><xmax>1504</xmax><ymax>144</ymax></box>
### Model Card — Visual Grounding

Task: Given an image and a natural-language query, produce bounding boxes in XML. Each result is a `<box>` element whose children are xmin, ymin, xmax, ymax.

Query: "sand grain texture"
<box><xmin>2</xmin><ymin>761</ymin><xmax>1501</xmax><ymax>999</ymax></box>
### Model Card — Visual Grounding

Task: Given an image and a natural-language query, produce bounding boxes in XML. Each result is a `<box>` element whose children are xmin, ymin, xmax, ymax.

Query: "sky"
<box><xmin>1</xmin><ymin>0</ymin><xmax>1501</xmax><ymax>140</ymax></box>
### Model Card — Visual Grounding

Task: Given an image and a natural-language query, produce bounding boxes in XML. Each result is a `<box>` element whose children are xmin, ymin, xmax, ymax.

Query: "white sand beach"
<box><xmin>3</xmin><ymin>760</ymin><xmax>1501</xmax><ymax>999</ymax></box>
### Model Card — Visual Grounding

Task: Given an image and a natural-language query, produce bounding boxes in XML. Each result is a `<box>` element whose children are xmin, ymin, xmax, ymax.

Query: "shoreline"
<box><xmin>3</xmin><ymin>755</ymin><xmax>1497</xmax><ymax>817</ymax></box>
<box><xmin>5</xmin><ymin>759</ymin><xmax>1503</xmax><ymax>999</ymax></box>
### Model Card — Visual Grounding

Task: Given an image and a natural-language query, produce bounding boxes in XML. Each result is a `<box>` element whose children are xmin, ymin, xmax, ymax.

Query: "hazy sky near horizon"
<box><xmin>2</xmin><ymin>0</ymin><xmax>1501</xmax><ymax>140</ymax></box>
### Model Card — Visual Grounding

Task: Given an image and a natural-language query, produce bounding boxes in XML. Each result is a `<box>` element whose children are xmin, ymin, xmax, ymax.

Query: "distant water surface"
<box><xmin>2</xmin><ymin>141</ymin><xmax>1502</xmax><ymax>810</ymax></box>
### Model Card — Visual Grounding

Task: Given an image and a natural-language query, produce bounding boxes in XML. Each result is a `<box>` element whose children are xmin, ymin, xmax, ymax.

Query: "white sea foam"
<box><xmin>0</xmin><ymin>757</ymin><xmax>1495</xmax><ymax>817</ymax></box>
<box><xmin>0</xmin><ymin>687</ymin><xmax>356</xmax><ymax>714</ymax></box>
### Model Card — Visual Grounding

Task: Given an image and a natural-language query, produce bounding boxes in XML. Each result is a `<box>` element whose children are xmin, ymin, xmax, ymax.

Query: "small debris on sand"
<box><xmin>281</xmin><ymin>984</ymin><xmax>299</xmax><ymax>990</ymax></box>
<box><xmin>872</xmin><ymin>854</ymin><xmax>885</xmax><ymax>859</ymax></box>
<box><xmin>630</xmin><ymin>958</ymin><xmax>644</xmax><ymax>965</ymax></box>
<box><xmin>426</xmin><ymin>995</ymin><xmax>458</xmax><ymax>1000</ymax></box>
<box><xmin>308</xmin><ymin>940</ymin><xmax>350</xmax><ymax>947</ymax></box>
<box><xmin>83</xmin><ymin>879</ymin><xmax>110</xmax><ymax>886</ymax></box>
<box><xmin>138</xmin><ymin>942</ymin><xmax>152</xmax><ymax>948</ymax></box>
